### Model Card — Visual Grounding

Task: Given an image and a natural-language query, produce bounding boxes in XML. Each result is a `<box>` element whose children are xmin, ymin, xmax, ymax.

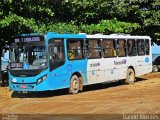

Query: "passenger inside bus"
<box><xmin>103</xmin><ymin>40</ymin><xmax>116</xmax><ymax>57</ymax></box>
<box><xmin>29</xmin><ymin>55</ymin><xmax>36</xmax><ymax>64</ymax></box>
<box><xmin>117</xmin><ymin>40</ymin><xmax>126</xmax><ymax>57</ymax></box>
<box><xmin>68</xmin><ymin>50</ymin><xmax>75</xmax><ymax>59</ymax></box>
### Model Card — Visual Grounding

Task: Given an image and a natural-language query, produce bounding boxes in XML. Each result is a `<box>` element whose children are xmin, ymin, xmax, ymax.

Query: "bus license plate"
<box><xmin>20</xmin><ymin>85</ymin><xmax>27</xmax><ymax>89</ymax></box>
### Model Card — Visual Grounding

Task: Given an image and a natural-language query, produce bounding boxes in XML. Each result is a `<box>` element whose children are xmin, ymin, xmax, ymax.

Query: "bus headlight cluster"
<box><xmin>37</xmin><ymin>75</ymin><xmax>48</xmax><ymax>84</ymax></box>
<box><xmin>10</xmin><ymin>78</ymin><xmax>17</xmax><ymax>83</ymax></box>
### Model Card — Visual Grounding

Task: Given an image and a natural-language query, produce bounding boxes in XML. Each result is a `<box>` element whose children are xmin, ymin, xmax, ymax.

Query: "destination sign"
<box><xmin>49</xmin><ymin>39</ymin><xmax>63</xmax><ymax>44</ymax></box>
<box><xmin>14</xmin><ymin>36</ymin><xmax>44</xmax><ymax>43</ymax></box>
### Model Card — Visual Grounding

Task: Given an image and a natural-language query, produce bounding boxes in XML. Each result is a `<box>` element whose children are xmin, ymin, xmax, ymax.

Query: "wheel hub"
<box><xmin>128</xmin><ymin>72</ymin><xmax>134</xmax><ymax>82</ymax></box>
<box><xmin>73</xmin><ymin>79</ymin><xmax>78</xmax><ymax>90</ymax></box>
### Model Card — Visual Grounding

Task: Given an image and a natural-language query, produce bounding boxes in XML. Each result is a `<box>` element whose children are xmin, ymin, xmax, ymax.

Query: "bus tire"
<box><xmin>125</xmin><ymin>68</ymin><xmax>135</xmax><ymax>84</ymax></box>
<box><xmin>69</xmin><ymin>75</ymin><xmax>79</xmax><ymax>94</ymax></box>
<box><xmin>152</xmin><ymin>65</ymin><xmax>158</xmax><ymax>72</ymax></box>
<box><xmin>78</xmin><ymin>76</ymin><xmax>83</xmax><ymax>91</ymax></box>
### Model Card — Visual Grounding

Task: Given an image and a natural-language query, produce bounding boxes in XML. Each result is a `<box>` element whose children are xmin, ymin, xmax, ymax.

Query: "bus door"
<box><xmin>137</xmin><ymin>39</ymin><xmax>151</xmax><ymax>75</ymax></box>
<box><xmin>48</xmin><ymin>39</ymin><xmax>66</xmax><ymax>89</ymax></box>
<box><xmin>136</xmin><ymin>39</ymin><xmax>146</xmax><ymax>75</ymax></box>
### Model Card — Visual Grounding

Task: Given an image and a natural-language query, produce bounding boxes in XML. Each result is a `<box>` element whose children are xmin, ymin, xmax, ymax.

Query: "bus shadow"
<box><xmin>11</xmin><ymin>77</ymin><xmax>148</xmax><ymax>98</ymax></box>
<box><xmin>136</xmin><ymin>77</ymin><xmax>148</xmax><ymax>82</ymax></box>
<box><xmin>82</xmin><ymin>77</ymin><xmax>148</xmax><ymax>93</ymax></box>
<box><xmin>11</xmin><ymin>82</ymin><xmax>123</xmax><ymax>98</ymax></box>
<box><xmin>11</xmin><ymin>89</ymin><xmax>69</xmax><ymax>98</ymax></box>
<box><xmin>83</xmin><ymin>81</ymin><xmax>122</xmax><ymax>93</ymax></box>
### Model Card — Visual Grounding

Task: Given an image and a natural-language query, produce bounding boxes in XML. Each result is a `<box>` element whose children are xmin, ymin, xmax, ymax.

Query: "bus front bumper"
<box><xmin>9</xmin><ymin>79</ymin><xmax>50</xmax><ymax>92</ymax></box>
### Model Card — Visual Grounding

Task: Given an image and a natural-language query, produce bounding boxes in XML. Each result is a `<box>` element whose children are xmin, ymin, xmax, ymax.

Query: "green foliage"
<box><xmin>0</xmin><ymin>0</ymin><xmax>160</xmax><ymax>45</ymax></box>
<box><xmin>37</xmin><ymin>19</ymin><xmax>140</xmax><ymax>35</ymax></box>
<box><xmin>39</xmin><ymin>22</ymin><xmax>80</xmax><ymax>34</ymax></box>
<box><xmin>0</xmin><ymin>14</ymin><xmax>38</xmax><ymax>30</ymax></box>
<box><xmin>0</xmin><ymin>0</ymin><xmax>55</xmax><ymax>44</ymax></box>
<box><xmin>61</xmin><ymin>0</ymin><xmax>160</xmax><ymax>38</ymax></box>
<box><xmin>80</xmin><ymin>19</ymin><xmax>140</xmax><ymax>34</ymax></box>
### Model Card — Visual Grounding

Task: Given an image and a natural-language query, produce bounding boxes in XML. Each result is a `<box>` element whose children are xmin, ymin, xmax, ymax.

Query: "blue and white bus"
<box><xmin>9</xmin><ymin>32</ymin><xmax>152</xmax><ymax>94</ymax></box>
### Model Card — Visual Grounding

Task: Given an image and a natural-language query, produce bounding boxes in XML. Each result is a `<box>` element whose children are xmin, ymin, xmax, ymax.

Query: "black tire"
<box><xmin>152</xmin><ymin>65</ymin><xmax>159</xmax><ymax>72</ymax></box>
<box><xmin>125</xmin><ymin>68</ymin><xmax>135</xmax><ymax>84</ymax></box>
<box><xmin>69</xmin><ymin>75</ymin><xmax>79</xmax><ymax>94</ymax></box>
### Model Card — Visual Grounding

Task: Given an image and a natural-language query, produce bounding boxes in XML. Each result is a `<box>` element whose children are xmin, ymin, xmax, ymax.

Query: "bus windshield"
<box><xmin>10</xmin><ymin>43</ymin><xmax>48</xmax><ymax>70</ymax></box>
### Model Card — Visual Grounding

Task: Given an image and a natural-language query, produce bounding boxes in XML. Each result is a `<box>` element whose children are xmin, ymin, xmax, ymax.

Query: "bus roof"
<box><xmin>86</xmin><ymin>34</ymin><xmax>151</xmax><ymax>40</ymax></box>
<box><xmin>15</xmin><ymin>32</ymin><xmax>151</xmax><ymax>40</ymax></box>
<box><xmin>46</xmin><ymin>32</ymin><xmax>86</xmax><ymax>40</ymax></box>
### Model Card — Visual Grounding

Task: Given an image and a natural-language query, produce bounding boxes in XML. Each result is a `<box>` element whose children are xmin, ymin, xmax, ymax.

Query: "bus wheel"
<box><xmin>152</xmin><ymin>65</ymin><xmax>158</xmax><ymax>72</ymax></box>
<box><xmin>125</xmin><ymin>68</ymin><xmax>135</xmax><ymax>84</ymax></box>
<box><xmin>69</xmin><ymin>75</ymin><xmax>79</xmax><ymax>94</ymax></box>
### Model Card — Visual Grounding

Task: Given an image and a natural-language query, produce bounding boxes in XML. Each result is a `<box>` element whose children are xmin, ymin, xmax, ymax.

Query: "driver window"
<box><xmin>48</xmin><ymin>39</ymin><xmax>65</xmax><ymax>71</ymax></box>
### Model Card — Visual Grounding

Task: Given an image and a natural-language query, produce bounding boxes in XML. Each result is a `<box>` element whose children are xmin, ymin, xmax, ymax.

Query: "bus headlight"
<box><xmin>10</xmin><ymin>78</ymin><xmax>17</xmax><ymax>83</ymax></box>
<box><xmin>37</xmin><ymin>74</ymin><xmax>48</xmax><ymax>84</ymax></box>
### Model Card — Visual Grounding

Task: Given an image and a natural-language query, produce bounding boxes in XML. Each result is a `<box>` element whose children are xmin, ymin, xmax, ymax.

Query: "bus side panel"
<box><xmin>48</xmin><ymin>59</ymin><xmax>88</xmax><ymax>90</ymax></box>
<box><xmin>87</xmin><ymin>59</ymin><xmax>103</xmax><ymax>84</ymax></box>
<box><xmin>87</xmin><ymin>58</ymin><xmax>118</xmax><ymax>84</ymax></box>
<box><xmin>87</xmin><ymin>57</ymin><xmax>136</xmax><ymax>84</ymax></box>
<box><xmin>117</xmin><ymin>57</ymin><xmax>136</xmax><ymax>80</ymax></box>
<box><xmin>86</xmin><ymin>56</ymin><xmax>152</xmax><ymax>85</ymax></box>
<box><xmin>48</xmin><ymin>64</ymin><xmax>70</xmax><ymax>90</ymax></box>
<box><xmin>67</xmin><ymin>59</ymin><xmax>88</xmax><ymax>85</ymax></box>
<box><xmin>135</xmin><ymin>55</ymin><xmax>152</xmax><ymax>77</ymax></box>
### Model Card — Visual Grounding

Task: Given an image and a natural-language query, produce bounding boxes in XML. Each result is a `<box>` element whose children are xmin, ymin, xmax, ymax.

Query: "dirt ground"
<box><xmin>0</xmin><ymin>73</ymin><xmax>160</xmax><ymax>120</ymax></box>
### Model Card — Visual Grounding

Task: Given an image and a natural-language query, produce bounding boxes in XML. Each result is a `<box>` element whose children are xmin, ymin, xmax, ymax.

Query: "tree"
<box><xmin>0</xmin><ymin>0</ymin><xmax>54</xmax><ymax>45</ymax></box>
<box><xmin>0</xmin><ymin>0</ymin><xmax>54</xmax><ymax>79</ymax></box>
<box><xmin>1</xmin><ymin>0</ymin><xmax>159</xmax><ymax>81</ymax></box>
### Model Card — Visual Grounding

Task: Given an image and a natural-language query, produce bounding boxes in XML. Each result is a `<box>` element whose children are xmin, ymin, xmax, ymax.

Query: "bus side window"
<box><xmin>127</xmin><ymin>39</ymin><xmax>137</xmax><ymax>56</ymax></box>
<box><xmin>87</xmin><ymin>39</ymin><xmax>101</xmax><ymax>59</ymax></box>
<box><xmin>145</xmin><ymin>39</ymin><xmax>150</xmax><ymax>55</ymax></box>
<box><xmin>67</xmin><ymin>39</ymin><xmax>84</xmax><ymax>60</ymax></box>
<box><xmin>102</xmin><ymin>39</ymin><xmax>116</xmax><ymax>57</ymax></box>
<box><xmin>117</xmin><ymin>39</ymin><xmax>126</xmax><ymax>57</ymax></box>
<box><xmin>137</xmin><ymin>39</ymin><xmax>145</xmax><ymax>56</ymax></box>
<box><xmin>49</xmin><ymin>46</ymin><xmax>55</xmax><ymax>66</ymax></box>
